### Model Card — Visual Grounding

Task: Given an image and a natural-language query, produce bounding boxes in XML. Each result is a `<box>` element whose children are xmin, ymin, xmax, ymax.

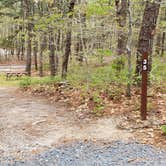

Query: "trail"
<box><xmin>0</xmin><ymin>87</ymin><xmax>131</xmax><ymax>161</ymax></box>
<box><xmin>0</xmin><ymin>87</ymin><xmax>166</xmax><ymax>165</ymax></box>
<box><xmin>0</xmin><ymin>65</ymin><xmax>26</xmax><ymax>73</ymax></box>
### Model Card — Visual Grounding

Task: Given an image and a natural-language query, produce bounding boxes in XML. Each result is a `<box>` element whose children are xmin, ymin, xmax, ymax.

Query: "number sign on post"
<box><xmin>141</xmin><ymin>52</ymin><xmax>148</xmax><ymax>120</ymax></box>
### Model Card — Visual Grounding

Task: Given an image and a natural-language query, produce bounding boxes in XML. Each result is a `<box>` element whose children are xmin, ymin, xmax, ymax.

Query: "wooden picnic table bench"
<box><xmin>6</xmin><ymin>71</ymin><xmax>28</xmax><ymax>80</ymax></box>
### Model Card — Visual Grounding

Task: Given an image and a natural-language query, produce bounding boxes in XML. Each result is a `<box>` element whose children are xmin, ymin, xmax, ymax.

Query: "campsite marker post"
<box><xmin>141</xmin><ymin>52</ymin><xmax>148</xmax><ymax>120</ymax></box>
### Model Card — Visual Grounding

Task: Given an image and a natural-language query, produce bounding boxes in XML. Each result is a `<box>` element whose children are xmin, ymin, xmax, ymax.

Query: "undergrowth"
<box><xmin>20</xmin><ymin>76</ymin><xmax>61</xmax><ymax>87</ymax></box>
<box><xmin>0</xmin><ymin>55</ymin><xmax>165</xmax><ymax>116</ymax></box>
<box><xmin>0</xmin><ymin>74</ymin><xmax>20</xmax><ymax>87</ymax></box>
<box><xmin>15</xmin><ymin>55</ymin><xmax>165</xmax><ymax>90</ymax></box>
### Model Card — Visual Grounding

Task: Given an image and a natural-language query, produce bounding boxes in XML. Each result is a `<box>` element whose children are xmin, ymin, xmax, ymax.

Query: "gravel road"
<box><xmin>1</xmin><ymin>141</ymin><xmax>166</xmax><ymax>166</ymax></box>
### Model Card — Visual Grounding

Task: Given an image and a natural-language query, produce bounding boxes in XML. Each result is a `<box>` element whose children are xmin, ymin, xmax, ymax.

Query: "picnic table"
<box><xmin>6</xmin><ymin>71</ymin><xmax>28</xmax><ymax>80</ymax></box>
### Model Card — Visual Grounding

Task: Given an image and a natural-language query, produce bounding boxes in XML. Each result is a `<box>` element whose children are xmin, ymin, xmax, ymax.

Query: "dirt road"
<box><xmin>0</xmin><ymin>65</ymin><xmax>26</xmax><ymax>73</ymax></box>
<box><xmin>0</xmin><ymin>87</ymin><xmax>131</xmax><ymax>161</ymax></box>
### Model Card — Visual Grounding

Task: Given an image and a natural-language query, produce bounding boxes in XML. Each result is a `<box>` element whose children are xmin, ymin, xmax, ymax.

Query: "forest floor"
<box><xmin>0</xmin><ymin>87</ymin><xmax>131</xmax><ymax>162</ymax></box>
<box><xmin>25</xmin><ymin>80</ymin><xmax>166</xmax><ymax>147</ymax></box>
<box><xmin>0</xmin><ymin>84</ymin><xmax>166</xmax><ymax>165</ymax></box>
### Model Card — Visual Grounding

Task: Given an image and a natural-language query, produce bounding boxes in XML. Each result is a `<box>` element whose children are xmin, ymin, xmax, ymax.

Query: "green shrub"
<box><xmin>105</xmin><ymin>88</ymin><xmax>123</xmax><ymax>100</ymax></box>
<box><xmin>90</xmin><ymin>92</ymin><xmax>105</xmax><ymax>116</ymax></box>
<box><xmin>20</xmin><ymin>76</ymin><xmax>61</xmax><ymax>87</ymax></box>
<box><xmin>161</xmin><ymin>125</ymin><xmax>166</xmax><ymax>135</ymax></box>
<box><xmin>19</xmin><ymin>77</ymin><xmax>31</xmax><ymax>87</ymax></box>
<box><xmin>92</xmin><ymin>105</ymin><xmax>104</xmax><ymax>117</ymax></box>
<box><xmin>0</xmin><ymin>74</ymin><xmax>20</xmax><ymax>87</ymax></box>
<box><xmin>150</xmin><ymin>57</ymin><xmax>166</xmax><ymax>84</ymax></box>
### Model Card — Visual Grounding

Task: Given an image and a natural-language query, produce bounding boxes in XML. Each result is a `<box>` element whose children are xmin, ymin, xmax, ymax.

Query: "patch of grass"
<box><xmin>68</xmin><ymin>62</ymin><xmax>129</xmax><ymax>90</ymax></box>
<box><xmin>0</xmin><ymin>74</ymin><xmax>21</xmax><ymax>87</ymax></box>
<box><xmin>89</xmin><ymin>91</ymin><xmax>105</xmax><ymax>116</ymax></box>
<box><xmin>161</xmin><ymin>125</ymin><xmax>166</xmax><ymax>135</ymax></box>
<box><xmin>151</xmin><ymin>56</ymin><xmax>166</xmax><ymax>85</ymax></box>
<box><xmin>105</xmin><ymin>88</ymin><xmax>124</xmax><ymax>100</ymax></box>
<box><xmin>16</xmin><ymin>55</ymin><xmax>166</xmax><ymax>95</ymax></box>
<box><xmin>20</xmin><ymin>76</ymin><xmax>61</xmax><ymax>87</ymax></box>
<box><xmin>19</xmin><ymin>77</ymin><xmax>31</xmax><ymax>87</ymax></box>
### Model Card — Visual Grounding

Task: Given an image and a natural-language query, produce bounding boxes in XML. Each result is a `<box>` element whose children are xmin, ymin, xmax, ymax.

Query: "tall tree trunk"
<box><xmin>16</xmin><ymin>39</ymin><xmax>21</xmax><ymax>61</ymax></box>
<box><xmin>135</xmin><ymin>0</ymin><xmax>161</xmax><ymax>81</ymax></box>
<box><xmin>75</xmin><ymin>36</ymin><xmax>81</xmax><ymax>61</ymax></box>
<box><xmin>115</xmin><ymin>0</ymin><xmax>127</xmax><ymax>71</ymax></box>
<box><xmin>38</xmin><ymin>1</ymin><xmax>47</xmax><ymax>77</ymax></box>
<box><xmin>62</xmin><ymin>32</ymin><xmax>72</xmax><ymax>79</ymax></box>
<box><xmin>155</xmin><ymin>33</ymin><xmax>161</xmax><ymax>55</ymax></box>
<box><xmin>56</xmin><ymin>29</ymin><xmax>61</xmax><ymax>52</ymax></box>
<box><xmin>79</xmin><ymin>12</ymin><xmax>87</xmax><ymax>63</ymax></box>
<box><xmin>126</xmin><ymin>0</ymin><xmax>132</xmax><ymax>97</ymax></box>
<box><xmin>115</xmin><ymin>0</ymin><xmax>127</xmax><ymax>55</ymax></box>
<box><xmin>26</xmin><ymin>24</ymin><xmax>32</xmax><ymax>76</ymax></box>
<box><xmin>61</xmin><ymin>0</ymin><xmax>75</xmax><ymax>79</ymax></box>
<box><xmin>61</xmin><ymin>32</ymin><xmax>64</xmax><ymax>52</ymax></box>
<box><xmin>21</xmin><ymin>39</ymin><xmax>25</xmax><ymax>61</ymax></box>
<box><xmin>49</xmin><ymin>29</ymin><xmax>56</xmax><ymax>76</ymax></box>
<box><xmin>24</xmin><ymin>0</ymin><xmax>32</xmax><ymax>76</ymax></box>
<box><xmin>33</xmin><ymin>39</ymin><xmax>38</xmax><ymax>71</ymax></box>
<box><xmin>161</xmin><ymin>31</ymin><xmax>165</xmax><ymax>56</ymax></box>
<box><xmin>39</xmin><ymin>35</ymin><xmax>44</xmax><ymax>77</ymax></box>
<box><xmin>20</xmin><ymin>0</ymin><xmax>25</xmax><ymax>61</ymax></box>
<box><xmin>17</xmin><ymin>46</ymin><xmax>21</xmax><ymax>61</ymax></box>
<box><xmin>76</xmin><ymin>0</ymin><xmax>87</xmax><ymax>63</ymax></box>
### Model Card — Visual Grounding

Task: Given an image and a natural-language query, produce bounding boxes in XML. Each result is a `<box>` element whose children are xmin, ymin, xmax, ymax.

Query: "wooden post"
<box><xmin>141</xmin><ymin>52</ymin><xmax>148</xmax><ymax>120</ymax></box>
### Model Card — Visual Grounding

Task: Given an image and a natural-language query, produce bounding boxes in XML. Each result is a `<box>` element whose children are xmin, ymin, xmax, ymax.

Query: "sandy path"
<box><xmin>0</xmin><ymin>65</ymin><xmax>26</xmax><ymax>73</ymax></box>
<box><xmin>0</xmin><ymin>87</ymin><xmax>132</xmax><ymax>160</ymax></box>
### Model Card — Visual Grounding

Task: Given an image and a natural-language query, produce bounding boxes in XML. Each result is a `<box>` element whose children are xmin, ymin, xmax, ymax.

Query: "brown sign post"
<box><xmin>141</xmin><ymin>52</ymin><xmax>148</xmax><ymax>120</ymax></box>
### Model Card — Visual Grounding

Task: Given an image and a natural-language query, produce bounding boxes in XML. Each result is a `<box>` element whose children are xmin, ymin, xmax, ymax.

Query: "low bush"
<box><xmin>161</xmin><ymin>125</ymin><xmax>166</xmax><ymax>135</ymax></box>
<box><xmin>20</xmin><ymin>76</ymin><xmax>61</xmax><ymax>87</ymax></box>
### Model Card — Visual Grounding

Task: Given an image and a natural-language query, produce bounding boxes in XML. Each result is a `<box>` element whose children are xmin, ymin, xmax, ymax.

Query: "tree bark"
<box><xmin>38</xmin><ymin>1</ymin><xmax>47</xmax><ymax>77</ymax></box>
<box><xmin>161</xmin><ymin>31</ymin><xmax>165</xmax><ymax>56</ymax></box>
<box><xmin>56</xmin><ymin>29</ymin><xmax>61</xmax><ymax>52</ymax></box>
<box><xmin>155</xmin><ymin>33</ymin><xmax>161</xmax><ymax>55</ymax></box>
<box><xmin>49</xmin><ymin>29</ymin><xmax>56</xmax><ymax>76</ymax></box>
<box><xmin>20</xmin><ymin>0</ymin><xmax>25</xmax><ymax>61</ymax></box>
<box><xmin>33</xmin><ymin>40</ymin><xmax>38</xmax><ymax>71</ymax></box>
<box><xmin>39</xmin><ymin>34</ymin><xmax>46</xmax><ymax>77</ymax></box>
<box><xmin>115</xmin><ymin>0</ymin><xmax>128</xmax><ymax>72</ymax></box>
<box><xmin>115</xmin><ymin>0</ymin><xmax>127</xmax><ymax>55</ymax></box>
<box><xmin>61</xmin><ymin>0</ymin><xmax>76</xmax><ymax>79</ymax></box>
<box><xmin>135</xmin><ymin>0</ymin><xmax>161</xmax><ymax>80</ymax></box>
<box><xmin>126</xmin><ymin>0</ymin><xmax>132</xmax><ymax>97</ymax></box>
<box><xmin>21</xmin><ymin>38</ymin><xmax>25</xmax><ymax>61</ymax></box>
<box><xmin>24</xmin><ymin>0</ymin><xmax>33</xmax><ymax>76</ymax></box>
<box><xmin>26</xmin><ymin>27</ymin><xmax>32</xmax><ymax>76</ymax></box>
